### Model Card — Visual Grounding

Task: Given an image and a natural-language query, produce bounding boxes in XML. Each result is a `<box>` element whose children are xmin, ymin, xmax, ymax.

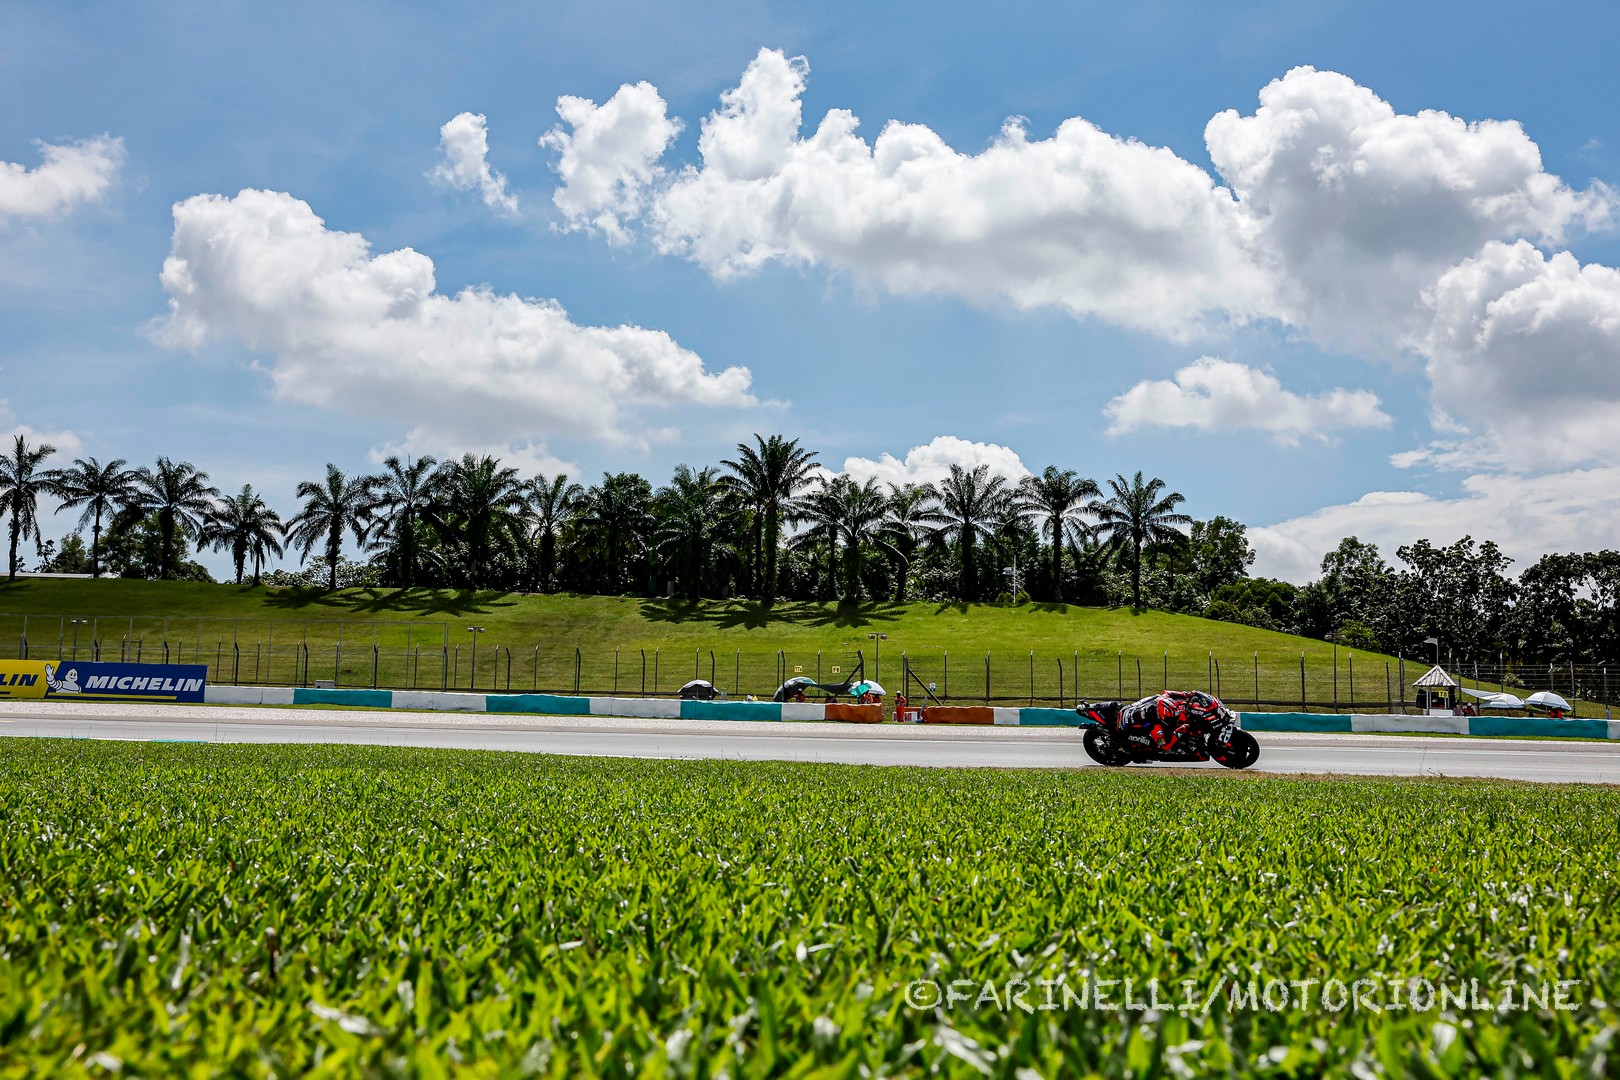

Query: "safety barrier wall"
<box><xmin>192</xmin><ymin>686</ymin><xmax>1620</xmax><ymax>738</ymax></box>
<box><xmin>1242</xmin><ymin>712</ymin><xmax>1620</xmax><ymax>739</ymax></box>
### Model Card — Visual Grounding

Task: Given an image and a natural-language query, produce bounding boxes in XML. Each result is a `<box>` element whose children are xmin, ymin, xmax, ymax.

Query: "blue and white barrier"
<box><xmin>195</xmin><ymin>685</ymin><xmax>1620</xmax><ymax>739</ymax></box>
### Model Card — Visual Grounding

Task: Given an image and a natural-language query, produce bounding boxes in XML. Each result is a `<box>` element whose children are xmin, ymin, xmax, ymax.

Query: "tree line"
<box><xmin>1</xmin><ymin>433</ymin><xmax>1614</xmax><ymax>666</ymax></box>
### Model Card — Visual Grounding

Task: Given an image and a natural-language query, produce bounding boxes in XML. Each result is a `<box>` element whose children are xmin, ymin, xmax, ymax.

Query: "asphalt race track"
<box><xmin>2</xmin><ymin>702</ymin><xmax>1618</xmax><ymax>784</ymax></box>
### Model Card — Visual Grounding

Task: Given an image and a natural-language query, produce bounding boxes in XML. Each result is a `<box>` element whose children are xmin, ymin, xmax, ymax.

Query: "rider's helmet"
<box><xmin>1181</xmin><ymin>691</ymin><xmax>1228</xmax><ymax>724</ymax></box>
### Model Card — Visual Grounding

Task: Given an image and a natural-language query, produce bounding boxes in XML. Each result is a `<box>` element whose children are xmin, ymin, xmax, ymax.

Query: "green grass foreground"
<box><xmin>2</xmin><ymin>742</ymin><xmax>1616</xmax><ymax>1076</ymax></box>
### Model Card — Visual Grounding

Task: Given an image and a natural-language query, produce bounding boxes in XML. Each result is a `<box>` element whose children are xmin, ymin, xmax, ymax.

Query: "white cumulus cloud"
<box><xmin>433</xmin><ymin>113</ymin><xmax>518</xmax><ymax>216</ymax></box>
<box><xmin>0</xmin><ymin>135</ymin><xmax>124</xmax><ymax>223</ymax></box>
<box><xmin>1423</xmin><ymin>240</ymin><xmax>1620</xmax><ymax>470</ymax></box>
<box><xmin>540</xmin><ymin>82</ymin><xmax>682</xmax><ymax>244</ymax></box>
<box><xmin>838</xmin><ymin>435</ymin><xmax>1031</xmax><ymax>489</ymax></box>
<box><xmin>544</xmin><ymin>54</ymin><xmax>1612</xmax><ymax>353</ymax></box>
<box><xmin>157</xmin><ymin>189</ymin><xmax>756</xmax><ymax>452</ymax></box>
<box><xmin>1105</xmin><ymin>356</ymin><xmax>1391</xmax><ymax>442</ymax></box>
<box><xmin>0</xmin><ymin>400</ymin><xmax>83</xmax><ymax>458</ymax></box>
<box><xmin>1207</xmin><ymin>67</ymin><xmax>1611</xmax><ymax>351</ymax></box>
<box><xmin>1250</xmin><ymin>467</ymin><xmax>1620</xmax><ymax>584</ymax></box>
<box><xmin>552</xmin><ymin>49</ymin><xmax>1277</xmax><ymax>338</ymax></box>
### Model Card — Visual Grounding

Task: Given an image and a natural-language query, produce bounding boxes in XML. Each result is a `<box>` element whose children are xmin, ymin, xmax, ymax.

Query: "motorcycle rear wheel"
<box><xmin>1210</xmin><ymin>729</ymin><xmax>1260</xmax><ymax>770</ymax></box>
<box><xmin>1083</xmin><ymin>728</ymin><xmax>1132</xmax><ymax>766</ymax></box>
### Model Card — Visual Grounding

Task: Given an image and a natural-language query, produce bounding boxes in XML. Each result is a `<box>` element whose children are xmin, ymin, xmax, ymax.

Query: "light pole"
<box><xmin>69</xmin><ymin>618</ymin><xmax>88</xmax><ymax>660</ymax></box>
<box><xmin>867</xmin><ymin>632</ymin><xmax>888</xmax><ymax>683</ymax></box>
<box><xmin>467</xmin><ymin>626</ymin><xmax>485</xmax><ymax>689</ymax></box>
<box><xmin>1001</xmin><ymin>554</ymin><xmax>1023</xmax><ymax>602</ymax></box>
<box><xmin>1326</xmin><ymin>632</ymin><xmax>1338</xmax><ymax>712</ymax></box>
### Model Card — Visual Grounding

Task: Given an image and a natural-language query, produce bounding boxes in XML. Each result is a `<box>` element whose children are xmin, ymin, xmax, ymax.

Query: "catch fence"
<box><xmin>1</xmin><ymin>613</ymin><xmax>1613</xmax><ymax>717</ymax></box>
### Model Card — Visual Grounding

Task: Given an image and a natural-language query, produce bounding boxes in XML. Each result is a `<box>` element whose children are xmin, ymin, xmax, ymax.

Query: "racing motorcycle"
<box><xmin>1074</xmin><ymin>695</ymin><xmax>1260</xmax><ymax>770</ymax></box>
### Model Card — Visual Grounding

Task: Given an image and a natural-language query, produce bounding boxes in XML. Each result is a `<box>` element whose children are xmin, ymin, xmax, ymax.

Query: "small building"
<box><xmin>1412</xmin><ymin>665</ymin><xmax>1460</xmax><ymax>715</ymax></box>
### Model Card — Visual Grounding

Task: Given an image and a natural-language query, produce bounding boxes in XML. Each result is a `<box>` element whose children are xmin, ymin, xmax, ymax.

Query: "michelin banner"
<box><xmin>0</xmin><ymin>660</ymin><xmax>207</xmax><ymax>702</ymax></box>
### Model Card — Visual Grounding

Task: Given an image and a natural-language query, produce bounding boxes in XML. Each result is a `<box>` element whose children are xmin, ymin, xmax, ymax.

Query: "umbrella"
<box><xmin>678</xmin><ymin>679</ymin><xmax>720</xmax><ymax>701</ymax></box>
<box><xmin>773</xmin><ymin>677</ymin><xmax>818</xmax><ymax>702</ymax></box>
<box><xmin>1461</xmin><ymin>687</ymin><xmax>1524</xmax><ymax>709</ymax></box>
<box><xmin>1525</xmin><ymin>691</ymin><xmax>1572</xmax><ymax>713</ymax></box>
<box><xmin>849</xmin><ymin>680</ymin><xmax>886</xmax><ymax>698</ymax></box>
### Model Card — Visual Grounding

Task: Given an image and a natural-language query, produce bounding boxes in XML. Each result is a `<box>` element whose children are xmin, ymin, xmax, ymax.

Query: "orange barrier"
<box><xmin>824</xmin><ymin>703</ymin><xmax>885</xmax><ymax>724</ymax></box>
<box><xmin>921</xmin><ymin>706</ymin><xmax>995</xmax><ymax>725</ymax></box>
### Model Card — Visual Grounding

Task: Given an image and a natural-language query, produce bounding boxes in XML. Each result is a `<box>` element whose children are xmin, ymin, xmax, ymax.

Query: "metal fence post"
<box><xmin>943</xmin><ymin>652</ymin><xmax>948</xmax><ymax>699</ymax></box>
<box><xmin>1300</xmin><ymin>652</ymin><xmax>1307</xmax><ymax>712</ymax></box>
<box><xmin>1117</xmin><ymin>651</ymin><xmax>1123</xmax><ymax>699</ymax></box>
<box><xmin>640</xmin><ymin>648</ymin><xmax>646</xmax><ymax>696</ymax></box>
<box><xmin>985</xmin><ymin>651</ymin><xmax>991</xmax><ymax>704</ymax></box>
<box><xmin>1028</xmin><ymin>650</ymin><xmax>1034</xmax><ymax>705</ymax></box>
<box><xmin>1057</xmin><ymin>658</ymin><xmax>1064</xmax><ymax>707</ymax></box>
<box><xmin>574</xmin><ymin>646</ymin><xmax>582</xmax><ymax>695</ymax></box>
<box><xmin>614</xmin><ymin>647</ymin><xmax>620</xmax><ymax>695</ymax></box>
<box><xmin>1385</xmin><ymin>661</ymin><xmax>1392</xmax><ymax>714</ymax></box>
<box><xmin>1254</xmin><ymin>652</ymin><xmax>1259</xmax><ymax>710</ymax></box>
<box><xmin>1136</xmin><ymin>657</ymin><xmax>1143</xmax><ymax>699</ymax></box>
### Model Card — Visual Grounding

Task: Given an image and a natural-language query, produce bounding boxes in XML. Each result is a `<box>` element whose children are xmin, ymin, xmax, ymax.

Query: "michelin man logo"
<box><xmin>43</xmin><ymin>662</ymin><xmax>82</xmax><ymax>694</ymax></box>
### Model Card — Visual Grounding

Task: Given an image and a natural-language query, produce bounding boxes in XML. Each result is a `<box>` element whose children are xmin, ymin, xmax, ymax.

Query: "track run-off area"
<box><xmin>4</xmin><ymin>701</ymin><xmax>1619</xmax><ymax>784</ymax></box>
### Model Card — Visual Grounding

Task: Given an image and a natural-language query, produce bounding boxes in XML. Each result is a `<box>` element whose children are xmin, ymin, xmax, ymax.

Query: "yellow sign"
<box><xmin>0</xmin><ymin>660</ymin><xmax>49</xmax><ymax>699</ymax></box>
<box><xmin>831</xmin><ymin>666</ymin><xmax>841</xmax><ymax>674</ymax></box>
<box><xmin>793</xmin><ymin>665</ymin><xmax>803</xmax><ymax>673</ymax></box>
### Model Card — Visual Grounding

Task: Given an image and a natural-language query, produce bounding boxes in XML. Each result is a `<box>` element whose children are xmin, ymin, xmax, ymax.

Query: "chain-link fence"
<box><xmin>1</xmin><ymin>613</ymin><xmax>1613</xmax><ymax>717</ymax></box>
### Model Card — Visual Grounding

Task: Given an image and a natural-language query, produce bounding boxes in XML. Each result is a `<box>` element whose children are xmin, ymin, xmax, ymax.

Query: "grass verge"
<box><xmin>1</xmin><ymin>740</ymin><xmax>1616</xmax><ymax>1075</ymax></box>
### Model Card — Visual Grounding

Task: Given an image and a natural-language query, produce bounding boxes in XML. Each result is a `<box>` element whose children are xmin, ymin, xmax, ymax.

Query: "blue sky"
<box><xmin>3</xmin><ymin>1</ymin><xmax>1618</xmax><ymax>581</ymax></box>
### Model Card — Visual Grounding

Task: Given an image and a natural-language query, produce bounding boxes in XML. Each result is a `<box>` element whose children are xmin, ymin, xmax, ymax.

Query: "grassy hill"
<box><xmin>0</xmin><ymin>578</ymin><xmax>1438</xmax><ymax>709</ymax></box>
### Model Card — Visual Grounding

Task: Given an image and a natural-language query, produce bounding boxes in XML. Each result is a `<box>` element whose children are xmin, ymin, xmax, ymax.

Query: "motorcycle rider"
<box><xmin>1120</xmin><ymin>689</ymin><xmax>1227</xmax><ymax>751</ymax></box>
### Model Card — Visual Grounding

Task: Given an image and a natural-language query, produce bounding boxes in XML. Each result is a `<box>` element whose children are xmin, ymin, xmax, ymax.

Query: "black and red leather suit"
<box><xmin>1119</xmin><ymin>690</ymin><xmax>1224</xmax><ymax>750</ymax></box>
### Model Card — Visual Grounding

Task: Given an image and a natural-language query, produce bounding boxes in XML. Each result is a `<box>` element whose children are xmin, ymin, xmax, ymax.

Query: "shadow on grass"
<box><xmin>639</xmin><ymin>598</ymin><xmax>906</xmax><ymax>630</ymax></box>
<box><xmin>262</xmin><ymin>587</ymin><xmax>518</xmax><ymax>618</ymax></box>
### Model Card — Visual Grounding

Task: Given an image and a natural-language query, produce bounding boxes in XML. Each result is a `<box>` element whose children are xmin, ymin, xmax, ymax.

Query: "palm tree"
<box><xmin>882</xmin><ymin>483</ymin><xmax>945</xmax><ymax>602</ymax></box>
<box><xmin>0</xmin><ymin>435</ymin><xmax>57</xmax><ymax>579</ymax></box>
<box><xmin>203</xmin><ymin>485</ymin><xmax>285</xmax><ymax>585</ymax></box>
<box><xmin>789</xmin><ymin>476</ymin><xmax>850</xmax><ymax>600</ymax></box>
<box><xmin>525</xmin><ymin>473</ymin><xmax>583</xmax><ymax>592</ymax></box>
<box><xmin>442</xmin><ymin>454</ymin><xmax>527</xmax><ymax>587</ymax></box>
<box><xmin>834</xmin><ymin>477</ymin><xmax>891</xmax><ymax>601</ymax></box>
<box><xmin>1090</xmin><ymin>471</ymin><xmax>1192</xmax><ymax>610</ymax></box>
<box><xmin>1017</xmin><ymin>466</ymin><xmax>1101</xmax><ymax>603</ymax></box>
<box><xmin>932</xmin><ymin>464</ymin><xmax>1013</xmax><ymax>601</ymax></box>
<box><xmin>722</xmin><ymin>435</ymin><xmax>818</xmax><ymax>604</ymax></box>
<box><xmin>367</xmin><ymin>454</ymin><xmax>441</xmax><ymax>588</ymax></box>
<box><xmin>286</xmin><ymin>464</ymin><xmax>374</xmax><ymax>590</ymax></box>
<box><xmin>790</xmin><ymin>475</ymin><xmax>892</xmax><ymax>601</ymax></box>
<box><xmin>653</xmin><ymin>465</ymin><xmax>732</xmax><ymax>600</ymax></box>
<box><xmin>44</xmin><ymin>456</ymin><xmax>139</xmax><ymax>579</ymax></box>
<box><xmin>127</xmin><ymin>457</ymin><xmax>220</xmax><ymax>580</ymax></box>
<box><xmin>574</xmin><ymin>472</ymin><xmax>654</xmax><ymax>594</ymax></box>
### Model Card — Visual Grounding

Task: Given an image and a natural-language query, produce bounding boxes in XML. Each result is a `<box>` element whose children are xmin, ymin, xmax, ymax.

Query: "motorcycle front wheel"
<box><xmin>1083</xmin><ymin>728</ymin><xmax>1131</xmax><ymax>766</ymax></box>
<box><xmin>1209</xmin><ymin>729</ymin><xmax>1260</xmax><ymax>770</ymax></box>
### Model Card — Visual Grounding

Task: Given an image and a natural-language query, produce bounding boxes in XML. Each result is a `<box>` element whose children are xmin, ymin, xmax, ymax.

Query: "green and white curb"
<box><xmin>198</xmin><ymin>685</ymin><xmax>1620</xmax><ymax>738</ymax></box>
<box><xmin>1240</xmin><ymin>712</ymin><xmax>1620</xmax><ymax>740</ymax></box>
